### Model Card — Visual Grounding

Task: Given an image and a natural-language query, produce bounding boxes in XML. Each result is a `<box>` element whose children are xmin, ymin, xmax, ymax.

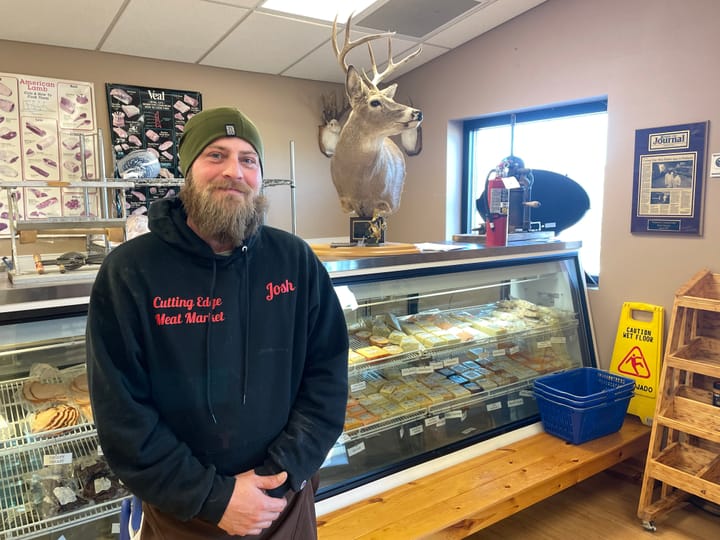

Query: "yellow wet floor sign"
<box><xmin>609</xmin><ymin>302</ymin><xmax>664</xmax><ymax>426</ymax></box>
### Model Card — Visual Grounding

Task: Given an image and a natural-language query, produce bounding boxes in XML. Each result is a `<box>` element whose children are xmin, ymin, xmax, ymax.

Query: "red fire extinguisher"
<box><xmin>483</xmin><ymin>166</ymin><xmax>509</xmax><ymax>247</ymax></box>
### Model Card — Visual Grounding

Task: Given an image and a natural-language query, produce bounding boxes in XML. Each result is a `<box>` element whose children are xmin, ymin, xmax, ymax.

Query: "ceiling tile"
<box><xmin>284</xmin><ymin>23</ymin><xmax>423</xmax><ymax>83</ymax></box>
<box><xmin>426</xmin><ymin>0</ymin><xmax>546</xmax><ymax>48</ymax></box>
<box><xmin>0</xmin><ymin>0</ymin><xmax>125</xmax><ymax>50</ymax></box>
<box><xmin>201</xmin><ymin>12</ymin><xmax>331</xmax><ymax>74</ymax></box>
<box><xmin>101</xmin><ymin>0</ymin><xmax>249</xmax><ymax>63</ymax></box>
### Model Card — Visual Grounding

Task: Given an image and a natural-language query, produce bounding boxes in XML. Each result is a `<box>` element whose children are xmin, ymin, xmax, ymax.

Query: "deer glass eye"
<box><xmin>369</xmin><ymin>99</ymin><xmax>381</xmax><ymax>107</ymax></box>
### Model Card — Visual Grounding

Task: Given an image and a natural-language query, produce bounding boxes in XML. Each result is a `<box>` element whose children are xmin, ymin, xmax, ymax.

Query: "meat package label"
<box><xmin>0</xmin><ymin>72</ymin><xmax>98</xmax><ymax>234</ymax></box>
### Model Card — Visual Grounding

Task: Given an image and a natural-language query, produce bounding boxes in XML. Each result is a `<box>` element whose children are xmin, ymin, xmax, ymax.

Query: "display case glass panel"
<box><xmin>318</xmin><ymin>252</ymin><xmax>595</xmax><ymax>498</ymax></box>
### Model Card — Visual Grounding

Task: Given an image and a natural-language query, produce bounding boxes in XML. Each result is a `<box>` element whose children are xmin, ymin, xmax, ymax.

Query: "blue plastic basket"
<box><xmin>535</xmin><ymin>391</ymin><xmax>632</xmax><ymax>444</ymax></box>
<box><xmin>533</xmin><ymin>382</ymin><xmax>633</xmax><ymax>408</ymax></box>
<box><xmin>533</xmin><ymin>367</ymin><xmax>635</xmax><ymax>406</ymax></box>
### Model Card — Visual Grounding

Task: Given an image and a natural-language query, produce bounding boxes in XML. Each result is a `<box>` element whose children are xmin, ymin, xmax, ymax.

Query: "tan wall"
<box><xmin>0</xmin><ymin>40</ymin><xmax>348</xmax><ymax>238</ymax></box>
<box><xmin>391</xmin><ymin>0</ymin><xmax>720</xmax><ymax>367</ymax></box>
<box><xmin>3</xmin><ymin>0</ymin><xmax>720</xmax><ymax>369</ymax></box>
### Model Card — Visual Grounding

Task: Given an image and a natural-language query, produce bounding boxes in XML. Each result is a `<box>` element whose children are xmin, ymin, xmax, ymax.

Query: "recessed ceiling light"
<box><xmin>261</xmin><ymin>0</ymin><xmax>378</xmax><ymax>22</ymax></box>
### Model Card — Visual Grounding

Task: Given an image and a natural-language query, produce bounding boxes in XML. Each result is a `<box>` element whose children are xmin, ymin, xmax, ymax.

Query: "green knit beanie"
<box><xmin>178</xmin><ymin>107</ymin><xmax>264</xmax><ymax>174</ymax></box>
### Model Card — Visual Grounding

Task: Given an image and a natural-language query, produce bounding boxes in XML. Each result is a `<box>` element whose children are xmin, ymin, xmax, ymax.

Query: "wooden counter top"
<box><xmin>317</xmin><ymin>416</ymin><xmax>650</xmax><ymax>539</ymax></box>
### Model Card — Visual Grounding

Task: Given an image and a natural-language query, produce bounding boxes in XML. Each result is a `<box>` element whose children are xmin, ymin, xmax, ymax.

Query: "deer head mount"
<box><xmin>329</xmin><ymin>14</ymin><xmax>423</xmax><ymax>219</ymax></box>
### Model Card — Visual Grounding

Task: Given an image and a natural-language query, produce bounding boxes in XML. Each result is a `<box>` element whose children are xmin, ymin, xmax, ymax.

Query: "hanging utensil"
<box><xmin>31</xmin><ymin>252</ymin><xmax>106</xmax><ymax>274</ymax></box>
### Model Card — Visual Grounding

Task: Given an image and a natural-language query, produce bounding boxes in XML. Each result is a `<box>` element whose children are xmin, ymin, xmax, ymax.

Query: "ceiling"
<box><xmin>0</xmin><ymin>0</ymin><xmax>547</xmax><ymax>84</ymax></box>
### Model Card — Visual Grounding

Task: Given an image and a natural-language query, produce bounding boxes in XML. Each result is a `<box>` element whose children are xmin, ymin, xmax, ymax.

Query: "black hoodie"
<box><xmin>86</xmin><ymin>197</ymin><xmax>348</xmax><ymax>524</ymax></box>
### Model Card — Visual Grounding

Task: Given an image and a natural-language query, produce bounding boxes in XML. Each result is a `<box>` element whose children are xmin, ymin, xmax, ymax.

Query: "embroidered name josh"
<box><xmin>266</xmin><ymin>279</ymin><xmax>296</xmax><ymax>301</ymax></box>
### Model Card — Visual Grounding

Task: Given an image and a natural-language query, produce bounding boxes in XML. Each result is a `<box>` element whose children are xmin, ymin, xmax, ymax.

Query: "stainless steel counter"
<box><xmin>1</xmin><ymin>239</ymin><xmax>581</xmax><ymax>310</ymax></box>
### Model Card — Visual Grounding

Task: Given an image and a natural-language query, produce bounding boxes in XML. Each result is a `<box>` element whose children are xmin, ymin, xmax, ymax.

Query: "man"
<box><xmin>87</xmin><ymin>107</ymin><xmax>349</xmax><ymax>538</ymax></box>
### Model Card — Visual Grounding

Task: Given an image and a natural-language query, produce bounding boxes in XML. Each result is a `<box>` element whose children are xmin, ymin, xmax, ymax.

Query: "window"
<box><xmin>462</xmin><ymin>101</ymin><xmax>608</xmax><ymax>283</ymax></box>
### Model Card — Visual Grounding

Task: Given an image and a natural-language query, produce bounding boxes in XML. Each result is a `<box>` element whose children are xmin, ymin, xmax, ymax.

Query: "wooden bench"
<box><xmin>317</xmin><ymin>416</ymin><xmax>650</xmax><ymax>539</ymax></box>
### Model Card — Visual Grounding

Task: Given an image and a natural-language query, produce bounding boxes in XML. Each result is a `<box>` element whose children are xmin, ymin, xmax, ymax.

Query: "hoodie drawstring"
<box><xmin>241</xmin><ymin>245</ymin><xmax>250</xmax><ymax>405</ymax></box>
<box><xmin>205</xmin><ymin>258</ymin><xmax>218</xmax><ymax>423</ymax></box>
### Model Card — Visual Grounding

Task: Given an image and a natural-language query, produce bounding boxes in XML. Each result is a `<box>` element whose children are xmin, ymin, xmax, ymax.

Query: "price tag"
<box><xmin>425</xmin><ymin>415</ymin><xmax>439</xmax><ymax>426</ymax></box>
<box><xmin>333</xmin><ymin>285</ymin><xmax>358</xmax><ymax>311</ymax></box>
<box><xmin>430</xmin><ymin>361</ymin><xmax>444</xmax><ymax>370</ymax></box>
<box><xmin>551</xmin><ymin>336</ymin><xmax>567</xmax><ymax>344</ymax></box>
<box><xmin>347</xmin><ymin>442</ymin><xmax>365</xmax><ymax>457</ymax></box>
<box><xmin>43</xmin><ymin>452</ymin><xmax>73</xmax><ymax>466</ymax></box>
<box><xmin>416</xmin><ymin>366</ymin><xmax>434</xmax><ymax>375</ymax></box>
<box><xmin>350</xmin><ymin>381</ymin><xmax>367</xmax><ymax>393</ymax></box>
<box><xmin>537</xmin><ymin>341</ymin><xmax>552</xmax><ymax>349</ymax></box>
<box><xmin>409</xmin><ymin>425</ymin><xmax>424</xmax><ymax>436</ymax></box>
<box><xmin>487</xmin><ymin>401</ymin><xmax>502</xmax><ymax>412</ymax></box>
<box><xmin>519</xmin><ymin>389</ymin><xmax>534</xmax><ymax>398</ymax></box>
<box><xmin>509</xmin><ymin>345</ymin><xmax>520</xmax><ymax>355</ymax></box>
<box><xmin>492</xmin><ymin>349</ymin><xmax>505</xmax><ymax>357</ymax></box>
<box><xmin>445</xmin><ymin>410</ymin><xmax>466</xmax><ymax>421</ymax></box>
<box><xmin>443</xmin><ymin>357</ymin><xmax>459</xmax><ymax>367</ymax></box>
<box><xmin>97</xmin><ymin>445</ymin><xmax>104</xmax><ymax>456</ymax></box>
<box><xmin>111</xmin><ymin>523</ymin><xmax>120</xmax><ymax>534</ymax></box>
<box><xmin>508</xmin><ymin>398</ymin><xmax>524</xmax><ymax>408</ymax></box>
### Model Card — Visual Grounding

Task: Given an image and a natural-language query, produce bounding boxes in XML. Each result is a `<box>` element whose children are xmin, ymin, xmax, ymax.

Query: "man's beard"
<box><xmin>179</xmin><ymin>171</ymin><xmax>268</xmax><ymax>247</ymax></box>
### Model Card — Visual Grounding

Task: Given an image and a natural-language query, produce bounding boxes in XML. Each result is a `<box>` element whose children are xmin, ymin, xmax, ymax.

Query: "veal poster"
<box><xmin>631</xmin><ymin>121</ymin><xmax>708</xmax><ymax>235</ymax></box>
<box><xmin>105</xmin><ymin>83</ymin><xmax>202</xmax><ymax>179</ymax></box>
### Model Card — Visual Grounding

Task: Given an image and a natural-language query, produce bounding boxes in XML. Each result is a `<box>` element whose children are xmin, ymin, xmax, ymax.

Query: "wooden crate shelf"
<box><xmin>638</xmin><ymin>268</ymin><xmax>720</xmax><ymax>531</ymax></box>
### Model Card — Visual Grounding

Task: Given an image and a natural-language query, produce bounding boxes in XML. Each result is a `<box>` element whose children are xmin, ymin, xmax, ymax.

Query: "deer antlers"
<box><xmin>332</xmin><ymin>14</ymin><xmax>422</xmax><ymax>87</ymax></box>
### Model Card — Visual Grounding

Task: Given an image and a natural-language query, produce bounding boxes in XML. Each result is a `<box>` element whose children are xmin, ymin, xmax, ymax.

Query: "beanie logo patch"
<box><xmin>225</xmin><ymin>124</ymin><xmax>236</xmax><ymax>136</ymax></box>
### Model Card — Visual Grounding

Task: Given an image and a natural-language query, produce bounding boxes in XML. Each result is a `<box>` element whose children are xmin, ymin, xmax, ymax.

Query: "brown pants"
<box><xmin>140</xmin><ymin>475</ymin><xmax>319</xmax><ymax>540</ymax></box>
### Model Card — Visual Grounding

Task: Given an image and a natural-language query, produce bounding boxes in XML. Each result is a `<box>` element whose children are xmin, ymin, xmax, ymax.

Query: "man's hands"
<box><xmin>217</xmin><ymin>470</ymin><xmax>288</xmax><ymax>536</ymax></box>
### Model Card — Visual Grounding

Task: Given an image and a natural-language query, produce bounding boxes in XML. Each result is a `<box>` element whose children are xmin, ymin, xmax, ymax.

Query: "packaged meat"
<box><xmin>25</xmin><ymin>121</ymin><xmax>47</xmax><ymax>137</ymax></box>
<box><xmin>0</xmin><ymin>81</ymin><xmax>12</xmax><ymax>97</ymax></box>
<box><xmin>0</xmin><ymin>127</ymin><xmax>17</xmax><ymax>140</ymax></box>
<box><xmin>173</xmin><ymin>100</ymin><xmax>190</xmax><ymax>114</ymax></box>
<box><xmin>122</xmin><ymin>104</ymin><xmax>141</xmax><ymax>118</ymax></box>
<box><xmin>0</xmin><ymin>98</ymin><xmax>14</xmax><ymax>113</ymax></box>
<box><xmin>60</xmin><ymin>96</ymin><xmax>75</xmax><ymax>114</ymax></box>
<box><xmin>109</xmin><ymin>87</ymin><xmax>133</xmax><ymax>105</ymax></box>
<box><xmin>112</xmin><ymin>111</ymin><xmax>125</xmax><ymax>127</ymax></box>
<box><xmin>63</xmin><ymin>161</ymin><xmax>79</xmax><ymax>173</ymax></box>
<box><xmin>0</xmin><ymin>164</ymin><xmax>19</xmax><ymax>178</ymax></box>
<box><xmin>0</xmin><ymin>150</ymin><xmax>18</xmax><ymax>163</ymax></box>
<box><xmin>36</xmin><ymin>134</ymin><xmax>57</xmax><ymax>150</ymax></box>
<box><xmin>62</xmin><ymin>138</ymin><xmax>80</xmax><ymax>151</ymax></box>
<box><xmin>30</xmin><ymin>165</ymin><xmax>50</xmax><ymax>178</ymax></box>
<box><xmin>183</xmin><ymin>94</ymin><xmax>199</xmax><ymax>107</ymax></box>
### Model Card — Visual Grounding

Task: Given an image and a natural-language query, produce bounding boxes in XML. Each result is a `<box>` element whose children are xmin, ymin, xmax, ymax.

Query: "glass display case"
<box><xmin>317</xmin><ymin>241</ymin><xmax>596</xmax><ymax>500</ymax></box>
<box><xmin>0</xmin><ymin>240</ymin><xmax>595</xmax><ymax>538</ymax></box>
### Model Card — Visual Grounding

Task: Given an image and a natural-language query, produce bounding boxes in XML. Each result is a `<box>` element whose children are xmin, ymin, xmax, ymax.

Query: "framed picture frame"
<box><xmin>630</xmin><ymin>121</ymin><xmax>708</xmax><ymax>235</ymax></box>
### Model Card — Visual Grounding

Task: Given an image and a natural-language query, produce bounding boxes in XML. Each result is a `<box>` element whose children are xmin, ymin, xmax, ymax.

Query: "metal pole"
<box><xmin>289</xmin><ymin>140</ymin><xmax>297</xmax><ymax>235</ymax></box>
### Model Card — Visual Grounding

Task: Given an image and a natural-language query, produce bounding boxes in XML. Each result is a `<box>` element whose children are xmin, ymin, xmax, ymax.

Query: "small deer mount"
<box><xmin>327</xmin><ymin>14</ymin><xmax>423</xmax><ymax>219</ymax></box>
<box><xmin>318</xmin><ymin>91</ymin><xmax>349</xmax><ymax>157</ymax></box>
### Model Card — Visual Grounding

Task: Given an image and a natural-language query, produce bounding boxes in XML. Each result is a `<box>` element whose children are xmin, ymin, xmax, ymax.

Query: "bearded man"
<box><xmin>86</xmin><ymin>107</ymin><xmax>349</xmax><ymax>539</ymax></box>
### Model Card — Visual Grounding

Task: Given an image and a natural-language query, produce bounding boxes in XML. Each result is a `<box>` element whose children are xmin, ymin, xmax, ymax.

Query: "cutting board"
<box><xmin>310</xmin><ymin>242</ymin><xmax>419</xmax><ymax>260</ymax></box>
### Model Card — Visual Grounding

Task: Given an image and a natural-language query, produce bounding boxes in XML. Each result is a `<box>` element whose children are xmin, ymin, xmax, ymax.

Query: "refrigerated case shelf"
<box><xmin>0</xmin><ymin>432</ymin><xmax>130</xmax><ymax>540</ymax></box>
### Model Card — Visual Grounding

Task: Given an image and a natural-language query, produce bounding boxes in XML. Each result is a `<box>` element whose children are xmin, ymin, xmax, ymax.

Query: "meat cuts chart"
<box><xmin>0</xmin><ymin>71</ymin><xmax>99</xmax><ymax>234</ymax></box>
<box><xmin>105</xmin><ymin>83</ymin><xmax>202</xmax><ymax>179</ymax></box>
<box><xmin>106</xmin><ymin>83</ymin><xmax>201</xmax><ymax>216</ymax></box>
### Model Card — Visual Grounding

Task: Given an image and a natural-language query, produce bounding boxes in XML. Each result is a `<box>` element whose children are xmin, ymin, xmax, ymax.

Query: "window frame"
<box><xmin>461</xmin><ymin>100</ymin><xmax>608</xmax><ymax>234</ymax></box>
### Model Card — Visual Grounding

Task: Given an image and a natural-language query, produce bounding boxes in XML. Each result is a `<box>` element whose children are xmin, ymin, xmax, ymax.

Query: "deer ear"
<box><xmin>346</xmin><ymin>66</ymin><xmax>367</xmax><ymax>105</ymax></box>
<box><xmin>381</xmin><ymin>83</ymin><xmax>398</xmax><ymax>99</ymax></box>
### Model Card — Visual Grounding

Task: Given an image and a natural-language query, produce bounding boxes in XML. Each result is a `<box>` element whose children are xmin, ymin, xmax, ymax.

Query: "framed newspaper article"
<box><xmin>631</xmin><ymin>121</ymin><xmax>708</xmax><ymax>235</ymax></box>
